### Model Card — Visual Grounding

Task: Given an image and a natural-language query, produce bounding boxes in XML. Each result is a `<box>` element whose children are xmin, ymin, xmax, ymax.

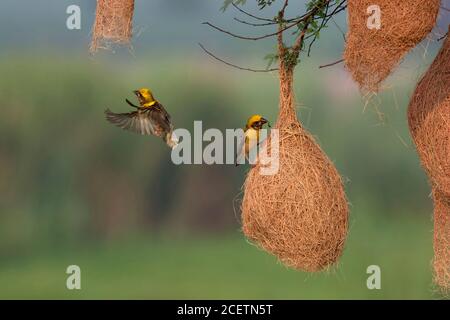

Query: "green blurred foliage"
<box><xmin>0</xmin><ymin>214</ymin><xmax>437</xmax><ymax>299</ymax></box>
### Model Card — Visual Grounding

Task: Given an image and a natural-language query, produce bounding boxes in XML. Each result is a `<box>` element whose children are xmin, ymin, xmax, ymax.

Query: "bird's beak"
<box><xmin>261</xmin><ymin>118</ymin><xmax>271</xmax><ymax>127</ymax></box>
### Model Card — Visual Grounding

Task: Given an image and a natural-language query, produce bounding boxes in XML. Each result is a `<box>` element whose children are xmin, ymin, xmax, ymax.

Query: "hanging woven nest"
<box><xmin>90</xmin><ymin>0</ymin><xmax>135</xmax><ymax>53</ymax></box>
<box><xmin>408</xmin><ymin>30</ymin><xmax>450</xmax><ymax>294</ymax></box>
<box><xmin>241</xmin><ymin>65</ymin><xmax>349</xmax><ymax>272</ymax></box>
<box><xmin>344</xmin><ymin>0</ymin><xmax>440</xmax><ymax>92</ymax></box>
<box><xmin>408</xmin><ymin>31</ymin><xmax>450</xmax><ymax>198</ymax></box>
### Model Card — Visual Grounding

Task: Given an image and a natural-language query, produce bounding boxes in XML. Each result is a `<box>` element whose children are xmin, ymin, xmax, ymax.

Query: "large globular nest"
<box><xmin>408</xmin><ymin>30</ymin><xmax>450</xmax><ymax>294</ymax></box>
<box><xmin>241</xmin><ymin>67</ymin><xmax>349</xmax><ymax>272</ymax></box>
<box><xmin>432</xmin><ymin>189</ymin><xmax>450</xmax><ymax>295</ymax></box>
<box><xmin>408</xmin><ymin>31</ymin><xmax>450</xmax><ymax>198</ymax></box>
<box><xmin>344</xmin><ymin>0</ymin><xmax>440</xmax><ymax>92</ymax></box>
<box><xmin>90</xmin><ymin>0</ymin><xmax>135</xmax><ymax>53</ymax></box>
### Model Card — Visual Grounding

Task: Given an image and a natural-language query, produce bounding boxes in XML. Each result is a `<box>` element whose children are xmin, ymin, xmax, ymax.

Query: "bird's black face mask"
<box><xmin>253</xmin><ymin>118</ymin><xmax>270</xmax><ymax>129</ymax></box>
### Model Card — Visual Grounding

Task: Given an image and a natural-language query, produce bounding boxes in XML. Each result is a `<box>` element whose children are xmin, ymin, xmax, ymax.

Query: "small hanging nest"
<box><xmin>241</xmin><ymin>66</ymin><xmax>349</xmax><ymax>272</ymax></box>
<box><xmin>408</xmin><ymin>31</ymin><xmax>450</xmax><ymax>198</ymax></box>
<box><xmin>408</xmin><ymin>30</ymin><xmax>450</xmax><ymax>294</ymax></box>
<box><xmin>432</xmin><ymin>189</ymin><xmax>450</xmax><ymax>295</ymax></box>
<box><xmin>344</xmin><ymin>0</ymin><xmax>440</xmax><ymax>92</ymax></box>
<box><xmin>90</xmin><ymin>0</ymin><xmax>135</xmax><ymax>53</ymax></box>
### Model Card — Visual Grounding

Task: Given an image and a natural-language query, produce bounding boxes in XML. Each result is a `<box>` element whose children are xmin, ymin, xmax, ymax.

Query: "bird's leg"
<box><xmin>125</xmin><ymin>99</ymin><xmax>140</xmax><ymax>109</ymax></box>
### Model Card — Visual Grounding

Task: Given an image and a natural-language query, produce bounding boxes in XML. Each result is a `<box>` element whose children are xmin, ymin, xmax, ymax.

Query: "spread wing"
<box><xmin>153</xmin><ymin>103</ymin><xmax>173</xmax><ymax>133</ymax></box>
<box><xmin>105</xmin><ymin>108</ymin><xmax>156</xmax><ymax>136</ymax></box>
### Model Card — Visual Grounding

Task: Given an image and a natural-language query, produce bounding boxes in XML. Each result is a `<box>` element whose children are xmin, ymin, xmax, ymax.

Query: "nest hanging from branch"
<box><xmin>90</xmin><ymin>0</ymin><xmax>135</xmax><ymax>53</ymax></box>
<box><xmin>344</xmin><ymin>0</ymin><xmax>440</xmax><ymax>92</ymax></box>
<box><xmin>241</xmin><ymin>64</ymin><xmax>349</xmax><ymax>272</ymax></box>
<box><xmin>408</xmin><ymin>29</ymin><xmax>450</xmax><ymax>293</ymax></box>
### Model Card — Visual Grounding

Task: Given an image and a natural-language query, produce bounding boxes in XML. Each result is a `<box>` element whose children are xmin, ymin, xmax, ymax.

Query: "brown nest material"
<box><xmin>408</xmin><ymin>30</ymin><xmax>450</xmax><ymax>294</ymax></box>
<box><xmin>344</xmin><ymin>0</ymin><xmax>440</xmax><ymax>92</ymax></box>
<box><xmin>90</xmin><ymin>0</ymin><xmax>135</xmax><ymax>53</ymax></box>
<box><xmin>241</xmin><ymin>66</ymin><xmax>349</xmax><ymax>272</ymax></box>
<box><xmin>408</xmin><ymin>31</ymin><xmax>450</xmax><ymax>198</ymax></box>
<box><xmin>432</xmin><ymin>189</ymin><xmax>450</xmax><ymax>295</ymax></box>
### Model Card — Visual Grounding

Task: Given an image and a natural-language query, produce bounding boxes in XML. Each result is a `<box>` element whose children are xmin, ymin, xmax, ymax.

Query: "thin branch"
<box><xmin>324</xmin><ymin>3</ymin><xmax>347</xmax><ymax>17</ymax></box>
<box><xmin>291</xmin><ymin>0</ymin><xmax>332</xmax><ymax>54</ymax></box>
<box><xmin>203</xmin><ymin>0</ymin><xmax>348</xmax><ymax>72</ymax></box>
<box><xmin>441</xmin><ymin>6</ymin><xmax>450</xmax><ymax>12</ymax></box>
<box><xmin>292</xmin><ymin>23</ymin><xmax>309</xmax><ymax>53</ymax></box>
<box><xmin>284</xmin><ymin>11</ymin><xmax>313</xmax><ymax>23</ymax></box>
<box><xmin>198</xmin><ymin>43</ymin><xmax>278</xmax><ymax>72</ymax></box>
<box><xmin>307</xmin><ymin>1</ymin><xmax>347</xmax><ymax>56</ymax></box>
<box><xmin>438</xmin><ymin>31</ymin><xmax>448</xmax><ymax>41</ymax></box>
<box><xmin>285</xmin><ymin>0</ymin><xmax>343</xmax><ymax>24</ymax></box>
<box><xmin>277</xmin><ymin>1</ymin><xmax>289</xmax><ymax>53</ymax></box>
<box><xmin>331</xmin><ymin>16</ymin><xmax>346</xmax><ymax>42</ymax></box>
<box><xmin>231</xmin><ymin>3</ymin><xmax>273</xmax><ymax>22</ymax></box>
<box><xmin>318</xmin><ymin>58</ymin><xmax>344</xmax><ymax>68</ymax></box>
<box><xmin>202</xmin><ymin>20</ymin><xmax>299</xmax><ymax>41</ymax></box>
<box><xmin>280</xmin><ymin>0</ymin><xmax>289</xmax><ymax>13</ymax></box>
<box><xmin>233</xmin><ymin>17</ymin><xmax>277</xmax><ymax>27</ymax></box>
<box><xmin>307</xmin><ymin>1</ymin><xmax>331</xmax><ymax>56</ymax></box>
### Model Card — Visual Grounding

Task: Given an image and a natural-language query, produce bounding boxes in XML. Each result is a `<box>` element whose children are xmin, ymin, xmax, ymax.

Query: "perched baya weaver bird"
<box><xmin>235</xmin><ymin>114</ymin><xmax>270</xmax><ymax>166</ymax></box>
<box><xmin>105</xmin><ymin>88</ymin><xmax>178</xmax><ymax>149</ymax></box>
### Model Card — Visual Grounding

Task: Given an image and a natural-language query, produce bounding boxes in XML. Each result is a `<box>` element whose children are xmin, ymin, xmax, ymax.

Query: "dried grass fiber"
<box><xmin>90</xmin><ymin>0</ymin><xmax>135</xmax><ymax>53</ymax></box>
<box><xmin>432</xmin><ymin>189</ymin><xmax>450</xmax><ymax>295</ymax></box>
<box><xmin>344</xmin><ymin>0</ymin><xmax>440</xmax><ymax>92</ymax></box>
<box><xmin>241</xmin><ymin>66</ymin><xmax>349</xmax><ymax>272</ymax></box>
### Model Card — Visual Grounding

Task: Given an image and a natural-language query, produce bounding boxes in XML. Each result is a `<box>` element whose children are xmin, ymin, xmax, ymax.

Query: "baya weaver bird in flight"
<box><xmin>105</xmin><ymin>88</ymin><xmax>178</xmax><ymax>149</ymax></box>
<box><xmin>235</xmin><ymin>114</ymin><xmax>270</xmax><ymax>166</ymax></box>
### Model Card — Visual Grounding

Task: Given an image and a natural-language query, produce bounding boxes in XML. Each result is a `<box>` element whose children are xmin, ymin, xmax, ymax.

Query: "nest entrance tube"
<box><xmin>408</xmin><ymin>30</ymin><xmax>450</xmax><ymax>293</ymax></box>
<box><xmin>344</xmin><ymin>0</ymin><xmax>440</xmax><ymax>92</ymax></box>
<box><xmin>276</xmin><ymin>63</ymin><xmax>297</xmax><ymax>124</ymax></box>
<box><xmin>241</xmin><ymin>61</ymin><xmax>349</xmax><ymax>272</ymax></box>
<box><xmin>90</xmin><ymin>0</ymin><xmax>135</xmax><ymax>53</ymax></box>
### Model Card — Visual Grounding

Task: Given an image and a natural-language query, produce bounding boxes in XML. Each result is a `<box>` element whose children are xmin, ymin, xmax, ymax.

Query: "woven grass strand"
<box><xmin>90</xmin><ymin>0</ymin><xmax>135</xmax><ymax>53</ymax></box>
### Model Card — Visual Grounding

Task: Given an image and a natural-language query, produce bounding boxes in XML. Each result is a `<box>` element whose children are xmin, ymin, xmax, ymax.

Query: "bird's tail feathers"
<box><xmin>166</xmin><ymin>131</ymin><xmax>179</xmax><ymax>149</ymax></box>
<box><xmin>235</xmin><ymin>153</ymin><xmax>244</xmax><ymax>167</ymax></box>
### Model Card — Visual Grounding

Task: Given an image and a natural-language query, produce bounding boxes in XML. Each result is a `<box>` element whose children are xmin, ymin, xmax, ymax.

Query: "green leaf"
<box><xmin>256</xmin><ymin>0</ymin><xmax>276</xmax><ymax>10</ymax></box>
<box><xmin>221</xmin><ymin>0</ymin><xmax>247</xmax><ymax>12</ymax></box>
<box><xmin>263</xmin><ymin>53</ymin><xmax>279</xmax><ymax>69</ymax></box>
